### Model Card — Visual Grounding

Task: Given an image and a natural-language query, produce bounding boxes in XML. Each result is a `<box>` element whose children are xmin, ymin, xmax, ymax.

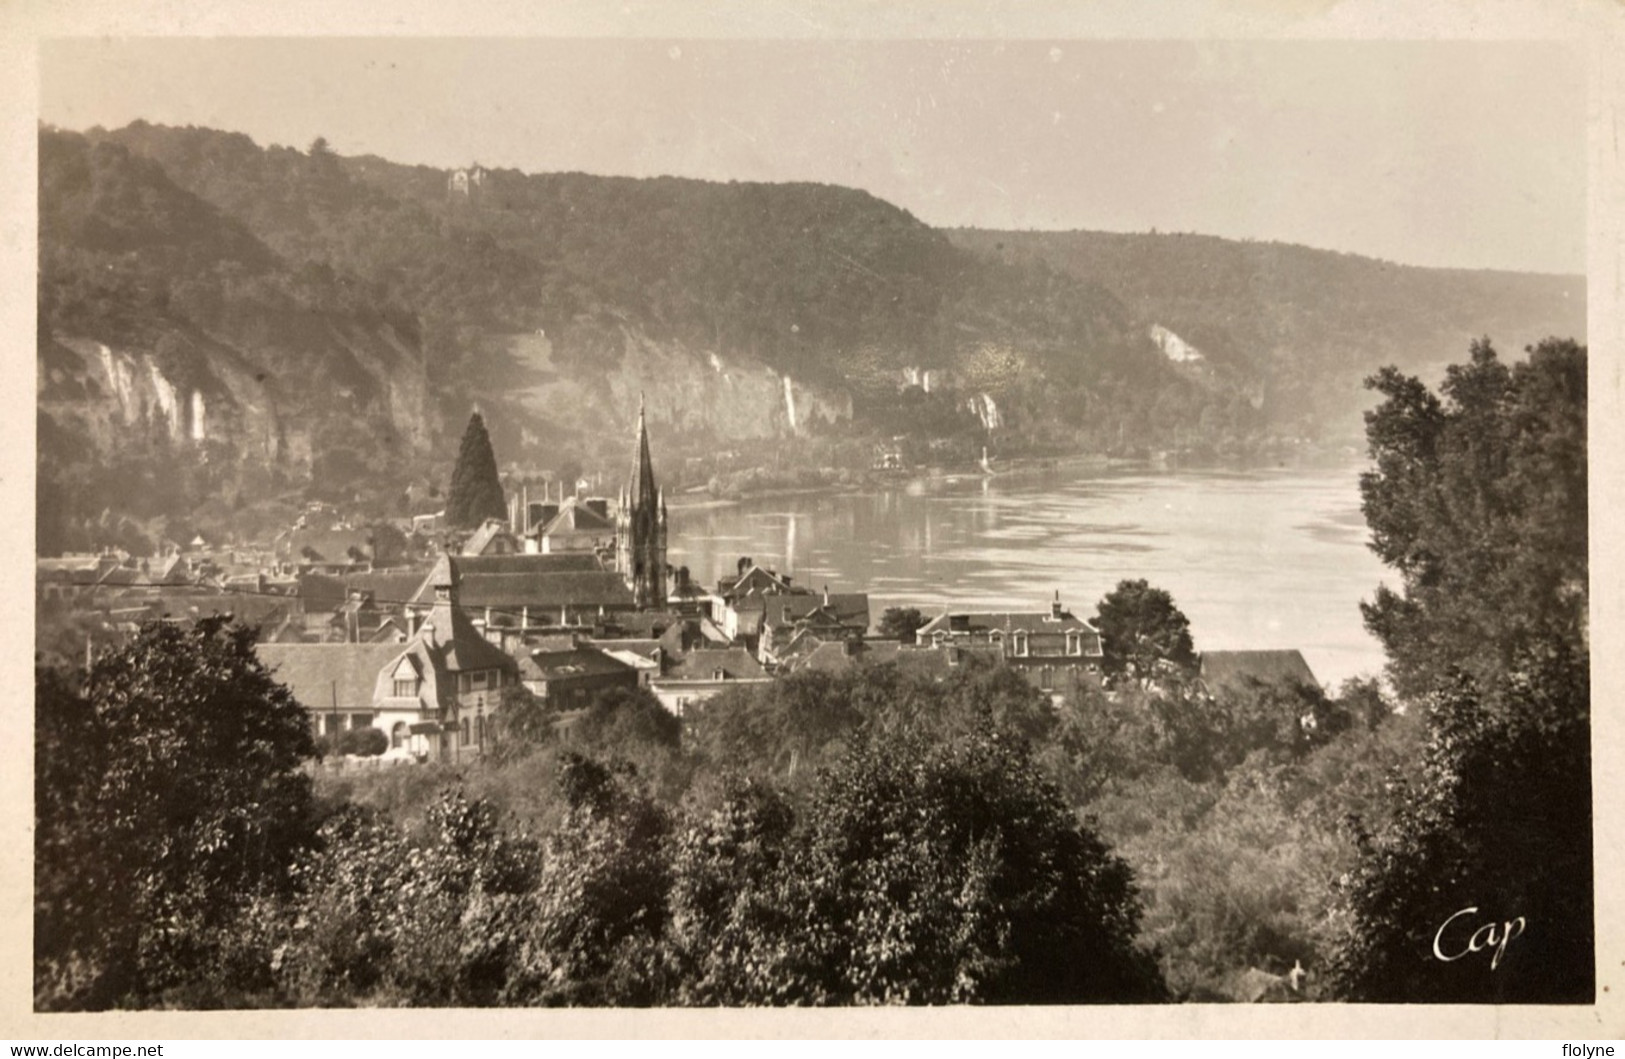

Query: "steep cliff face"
<box><xmin>498</xmin><ymin>327</ymin><xmax>853</xmax><ymax>452</ymax></box>
<box><xmin>39</xmin><ymin>324</ymin><xmax>434</xmax><ymax>472</ymax></box>
<box><xmin>38</xmin><ymin>127</ymin><xmax>440</xmax><ymax>483</ymax></box>
<box><xmin>38</xmin><ymin>338</ymin><xmax>276</xmax><ymax>457</ymax></box>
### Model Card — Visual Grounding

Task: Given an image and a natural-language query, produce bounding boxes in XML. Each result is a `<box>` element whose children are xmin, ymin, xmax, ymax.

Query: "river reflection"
<box><xmin>667</xmin><ymin>464</ymin><xmax>1392</xmax><ymax>687</ymax></box>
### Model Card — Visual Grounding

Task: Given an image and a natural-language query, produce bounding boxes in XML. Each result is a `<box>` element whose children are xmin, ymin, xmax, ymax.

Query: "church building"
<box><xmin>615</xmin><ymin>397</ymin><xmax>669</xmax><ymax>610</ymax></box>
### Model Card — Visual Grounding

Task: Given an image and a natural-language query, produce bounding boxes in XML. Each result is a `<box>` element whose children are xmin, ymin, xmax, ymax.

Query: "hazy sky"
<box><xmin>40</xmin><ymin>37</ymin><xmax>1586</xmax><ymax>273</ymax></box>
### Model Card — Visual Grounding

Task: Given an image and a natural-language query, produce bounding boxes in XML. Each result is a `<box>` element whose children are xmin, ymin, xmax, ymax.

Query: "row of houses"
<box><xmin>49</xmin><ymin>399</ymin><xmax>1320</xmax><ymax>765</ymax></box>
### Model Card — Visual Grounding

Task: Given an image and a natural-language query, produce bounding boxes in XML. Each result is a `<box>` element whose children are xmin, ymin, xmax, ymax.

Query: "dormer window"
<box><xmin>1067</xmin><ymin>632</ymin><xmax>1081</xmax><ymax>656</ymax></box>
<box><xmin>390</xmin><ymin>657</ymin><xmax>421</xmax><ymax>699</ymax></box>
<box><xmin>1013</xmin><ymin>631</ymin><xmax>1029</xmax><ymax>657</ymax></box>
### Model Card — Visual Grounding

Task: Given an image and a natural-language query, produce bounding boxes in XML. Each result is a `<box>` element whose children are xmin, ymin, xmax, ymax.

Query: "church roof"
<box><xmin>454</xmin><ymin>571</ymin><xmax>636</xmax><ymax>610</ymax></box>
<box><xmin>406</xmin><ymin>553</ymin><xmax>609</xmax><ymax>606</ymax></box>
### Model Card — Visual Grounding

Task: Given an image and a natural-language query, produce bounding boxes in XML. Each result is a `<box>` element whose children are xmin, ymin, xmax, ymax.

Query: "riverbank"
<box><xmin>666</xmin><ymin>440</ymin><xmax>1365</xmax><ymax>510</ymax></box>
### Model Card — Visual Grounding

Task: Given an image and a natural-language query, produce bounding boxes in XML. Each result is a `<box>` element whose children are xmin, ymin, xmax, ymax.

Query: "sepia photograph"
<box><xmin>11</xmin><ymin>0</ymin><xmax>1623</xmax><ymax>1038</ymax></box>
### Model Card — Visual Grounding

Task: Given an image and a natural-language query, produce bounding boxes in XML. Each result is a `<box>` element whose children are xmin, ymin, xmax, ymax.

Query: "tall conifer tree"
<box><xmin>445</xmin><ymin>412</ymin><xmax>507</xmax><ymax>529</ymax></box>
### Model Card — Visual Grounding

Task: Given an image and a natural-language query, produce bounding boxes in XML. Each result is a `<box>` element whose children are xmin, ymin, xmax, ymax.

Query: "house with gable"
<box><xmin>261</xmin><ymin>559</ymin><xmax>523</xmax><ymax>763</ymax></box>
<box><xmin>462</xmin><ymin>518</ymin><xmax>524</xmax><ymax>557</ymax></box>
<box><xmin>530</xmin><ymin>496</ymin><xmax>618</xmax><ymax>556</ymax></box>
<box><xmin>915</xmin><ymin>593</ymin><xmax>1103</xmax><ymax>693</ymax></box>
<box><xmin>405</xmin><ymin>551</ymin><xmax>636</xmax><ymax>637</ymax></box>
<box><xmin>255</xmin><ymin>641</ymin><xmax>407</xmax><ymax>742</ymax></box>
<box><xmin>648</xmin><ymin>647</ymin><xmax>770</xmax><ymax>717</ymax></box>
<box><xmin>713</xmin><ymin>557</ymin><xmax>810</xmax><ymax>648</ymax></box>
<box><xmin>372</xmin><ymin>558</ymin><xmax>522</xmax><ymax>762</ymax></box>
<box><xmin>518</xmin><ymin>641</ymin><xmax>640</xmax><ymax>711</ymax></box>
<box><xmin>758</xmin><ymin>587</ymin><xmax>870</xmax><ymax>668</ymax></box>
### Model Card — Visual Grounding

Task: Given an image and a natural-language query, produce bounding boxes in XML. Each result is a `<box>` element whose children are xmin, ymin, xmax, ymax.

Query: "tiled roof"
<box><xmin>285</xmin><ymin>527</ymin><xmax>371</xmax><ymax>563</ymax></box>
<box><xmin>300</xmin><ymin>570</ymin><xmax>429</xmax><ymax>612</ymax></box>
<box><xmin>345</xmin><ymin>571</ymin><xmax>432</xmax><ymax>607</ymax></box>
<box><xmin>256</xmin><ymin>642</ymin><xmax>405</xmax><ymax>713</ymax></box>
<box><xmin>407</xmin><ymin>553</ymin><xmax>605</xmax><ymax>604</ymax></box>
<box><xmin>763</xmin><ymin>593</ymin><xmax>870</xmax><ymax>629</ymax></box>
<box><xmin>790</xmin><ymin>640</ymin><xmax>1001</xmax><ymax>677</ymax></box>
<box><xmin>662</xmin><ymin>648</ymin><xmax>769</xmax><ymax>681</ymax></box>
<box><xmin>1199</xmin><ymin>650</ymin><xmax>1319</xmax><ymax>691</ymax></box>
<box><xmin>917</xmin><ymin>610</ymin><xmax>1098</xmax><ymax>636</ymax></box>
<box><xmin>541</xmin><ymin>498</ymin><xmax>615</xmax><ymax>535</ymax></box>
<box><xmin>415</xmin><ymin>604</ymin><xmax>517</xmax><ymax>673</ymax></box>
<box><xmin>519</xmin><ymin>646</ymin><xmax>636</xmax><ymax>682</ymax></box>
<box><xmin>452</xmin><ymin>571</ymin><xmax>636</xmax><ymax>610</ymax></box>
<box><xmin>590</xmin><ymin>638</ymin><xmax>663</xmax><ymax>660</ymax></box>
<box><xmin>446</xmin><ymin>553</ymin><xmax>604</xmax><ymax>575</ymax></box>
<box><xmin>37</xmin><ymin>555</ymin><xmax>113</xmax><ymax>584</ymax></box>
<box><xmin>463</xmin><ymin>520</ymin><xmax>521</xmax><ymax>556</ymax></box>
<box><xmin>718</xmin><ymin>564</ymin><xmax>801</xmax><ymax>598</ymax></box>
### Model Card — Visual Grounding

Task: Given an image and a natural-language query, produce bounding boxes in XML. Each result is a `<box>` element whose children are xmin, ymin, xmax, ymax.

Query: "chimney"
<box><xmin>738</xmin><ymin>556</ymin><xmax>752</xmax><ymax>578</ymax></box>
<box><xmin>1051</xmin><ymin>590</ymin><xmax>1063</xmax><ymax>620</ymax></box>
<box><xmin>823</xmin><ymin>585</ymin><xmax>830</xmax><ymax>605</ymax></box>
<box><xmin>521</xmin><ymin>484</ymin><xmax>530</xmax><ymax>533</ymax></box>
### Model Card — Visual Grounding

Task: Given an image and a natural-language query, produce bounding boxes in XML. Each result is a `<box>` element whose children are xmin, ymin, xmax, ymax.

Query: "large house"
<box><xmin>405</xmin><ymin>552</ymin><xmax>636</xmax><ymax>634</ymax></box>
<box><xmin>530</xmin><ymin>496</ymin><xmax>618</xmax><ymax>556</ymax></box>
<box><xmin>260</xmin><ymin>559</ymin><xmax>521</xmax><ymax>762</ymax></box>
<box><xmin>254</xmin><ymin>641</ymin><xmax>406</xmax><ymax>739</ymax></box>
<box><xmin>758</xmin><ymin>588</ymin><xmax>872</xmax><ymax>668</ymax></box>
<box><xmin>915</xmin><ymin>594</ymin><xmax>1103</xmax><ymax>692</ymax></box>
<box><xmin>648</xmin><ymin>647</ymin><xmax>770</xmax><ymax>716</ymax></box>
<box><xmin>713</xmin><ymin>558</ymin><xmax>809</xmax><ymax>648</ymax></box>
<box><xmin>518</xmin><ymin>643</ymin><xmax>640</xmax><ymax>711</ymax></box>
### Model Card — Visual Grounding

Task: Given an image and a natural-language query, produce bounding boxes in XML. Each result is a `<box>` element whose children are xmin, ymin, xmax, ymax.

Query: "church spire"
<box><xmin>618</xmin><ymin>392</ymin><xmax>668</xmax><ymax>610</ymax></box>
<box><xmin>630</xmin><ymin>392</ymin><xmax>658</xmax><ymax>511</ymax></box>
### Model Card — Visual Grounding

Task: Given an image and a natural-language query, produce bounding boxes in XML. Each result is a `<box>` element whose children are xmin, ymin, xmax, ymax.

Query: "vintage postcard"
<box><xmin>4</xmin><ymin>0</ymin><xmax>1622</xmax><ymax>1041</ymax></box>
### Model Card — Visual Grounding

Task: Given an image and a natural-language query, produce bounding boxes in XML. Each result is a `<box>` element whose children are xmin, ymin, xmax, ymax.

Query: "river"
<box><xmin>666</xmin><ymin>462</ymin><xmax>1393</xmax><ymax>688</ymax></box>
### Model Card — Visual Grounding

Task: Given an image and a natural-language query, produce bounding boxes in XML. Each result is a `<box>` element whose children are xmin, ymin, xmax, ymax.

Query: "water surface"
<box><xmin>668</xmin><ymin>464</ymin><xmax>1392</xmax><ymax>687</ymax></box>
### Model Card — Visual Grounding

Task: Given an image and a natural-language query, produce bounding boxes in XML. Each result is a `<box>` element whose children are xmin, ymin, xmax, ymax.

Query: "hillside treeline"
<box><xmin>40</xmin><ymin>122</ymin><xmax>1579</xmax><ymax>554</ymax></box>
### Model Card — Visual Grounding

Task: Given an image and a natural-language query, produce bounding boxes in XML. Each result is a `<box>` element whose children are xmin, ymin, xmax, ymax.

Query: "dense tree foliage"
<box><xmin>1094</xmin><ymin>579</ymin><xmax>1197</xmax><ymax>687</ymax></box>
<box><xmin>949</xmin><ymin>229</ymin><xmax>1586</xmax><ymax>445</ymax></box>
<box><xmin>1327</xmin><ymin>338</ymin><xmax>1592</xmax><ymax>1002</ymax></box>
<box><xmin>444</xmin><ymin>412</ymin><xmax>508</xmax><ymax>529</ymax></box>
<box><xmin>1328</xmin><ymin>653</ymin><xmax>1591</xmax><ymax>1002</ymax></box>
<box><xmin>876</xmin><ymin>606</ymin><xmax>927</xmax><ymax>643</ymax></box>
<box><xmin>1358</xmin><ymin>338</ymin><xmax>1587</xmax><ymax>698</ymax></box>
<box><xmin>35</xmin><ymin>618</ymin><xmax>318</xmax><ymax>1010</ymax></box>
<box><xmin>39</xmin><ymin>122</ymin><xmax>1584</xmax><ymax>550</ymax></box>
